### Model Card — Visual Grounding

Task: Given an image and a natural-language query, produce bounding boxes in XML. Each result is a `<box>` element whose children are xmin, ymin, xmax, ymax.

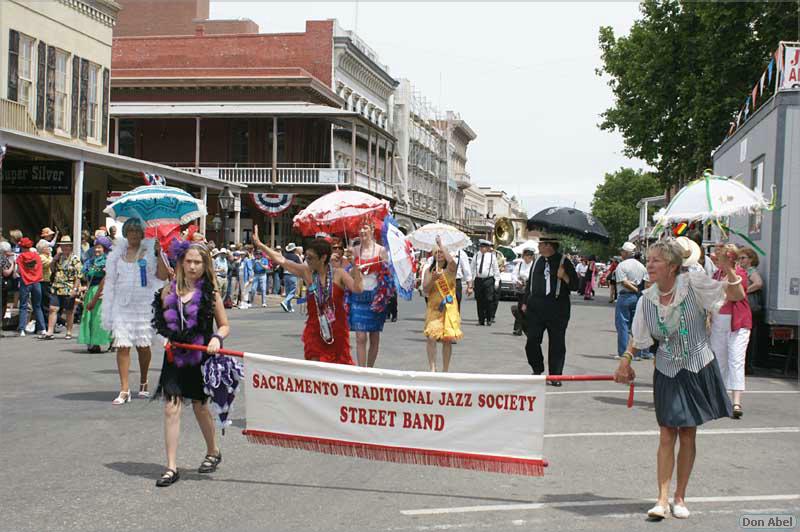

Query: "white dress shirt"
<box><xmin>471</xmin><ymin>251</ymin><xmax>500</xmax><ymax>282</ymax></box>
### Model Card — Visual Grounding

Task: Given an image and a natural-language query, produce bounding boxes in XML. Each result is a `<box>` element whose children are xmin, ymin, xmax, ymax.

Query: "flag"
<box><xmin>768</xmin><ymin>58</ymin><xmax>774</xmax><ymax>84</ymax></box>
<box><xmin>744</xmin><ymin>99</ymin><xmax>750</xmax><ymax>118</ymax></box>
<box><xmin>752</xmin><ymin>85</ymin><xmax>758</xmax><ymax>108</ymax></box>
<box><xmin>736</xmin><ymin>110</ymin><xmax>742</xmax><ymax>127</ymax></box>
<box><xmin>251</xmin><ymin>193</ymin><xmax>294</xmax><ymax>218</ymax></box>
<box><xmin>142</xmin><ymin>172</ymin><xmax>166</xmax><ymax>186</ymax></box>
<box><xmin>0</xmin><ymin>144</ymin><xmax>6</xmax><ymax>171</ymax></box>
<box><xmin>760</xmin><ymin>72</ymin><xmax>766</xmax><ymax>94</ymax></box>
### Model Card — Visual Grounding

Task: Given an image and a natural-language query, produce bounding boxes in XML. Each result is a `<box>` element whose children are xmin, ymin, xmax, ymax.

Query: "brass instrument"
<box><xmin>493</xmin><ymin>217</ymin><xmax>515</xmax><ymax>247</ymax></box>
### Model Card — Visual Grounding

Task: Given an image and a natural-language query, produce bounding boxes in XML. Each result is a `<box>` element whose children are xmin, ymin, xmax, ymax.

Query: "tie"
<box><xmin>544</xmin><ymin>260</ymin><xmax>551</xmax><ymax>296</ymax></box>
<box><xmin>479</xmin><ymin>253</ymin><xmax>485</xmax><ymax>277</ymax></box>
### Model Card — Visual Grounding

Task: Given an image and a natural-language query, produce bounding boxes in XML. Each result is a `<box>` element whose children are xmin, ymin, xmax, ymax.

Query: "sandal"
<box><xmin>138</xmin><ymin>381</ymin><xmax>150</xmax><ymax>398</ymax></box>
<box><xmin>112</xmin><ymin>391</ymin><xmax>131</xmax><ymax>405</ymax></box>
<box><xmin>64</xmin><ymin>334</ymin><xmax>72</xmax><ymax>340</ymax></box>
<box><xmin>198</xmin><ymin>451</ymin><xmax>222</xmax><ymax>473</ymax></box>
<box><xmin>38</xmin><ymin>333</ymin><xmax>54</xmax><ymax>340</ymax></box>
<box><xmin>732</xmin><ymin>404</ymin><xmax>743</xmax><ymax>419</ymax></box>
<box><xmin>155</xmin><ymin>468</ymin><xmax>180</xmax><ymax>487</ymax></box>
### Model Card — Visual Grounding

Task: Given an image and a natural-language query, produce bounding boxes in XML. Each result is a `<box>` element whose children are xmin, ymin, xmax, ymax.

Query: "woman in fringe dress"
<box><xmin>422</xmin><ymin>237</ymin><xmax>463</xmax><ymax>372</ymax></box>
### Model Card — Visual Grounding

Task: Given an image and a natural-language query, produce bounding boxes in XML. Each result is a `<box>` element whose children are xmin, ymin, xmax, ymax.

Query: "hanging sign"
<box><xmin>251</xmin><ymin>193</ymin><xmax>294</xmax><ymax>218</ymax></box>
<box><xmin>781</xmin><ymin>46</ymin><xmax>800</xmax><ymax>90</ymax></box>
<box><xmin>1</xmin><ymin>160</ymin><xmax>72</xmax><ymax>194</ymax></box>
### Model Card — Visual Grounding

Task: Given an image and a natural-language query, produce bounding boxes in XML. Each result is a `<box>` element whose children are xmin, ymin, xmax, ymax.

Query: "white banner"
<box><xmin>782</xmin><ymin>46</ymin><xmax>800</xmax><ymax>89</ymax></box>
<box><xmin>243</xmin><ymin>352</ymin><xmax>547</xmax><ymax>476</ymax></box>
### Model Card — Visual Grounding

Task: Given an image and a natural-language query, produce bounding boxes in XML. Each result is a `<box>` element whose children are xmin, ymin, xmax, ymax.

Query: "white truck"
<box><xmin>712</xmin><ymin>63</ymin><xmax>799</xmax><ymax>372</ymax></box>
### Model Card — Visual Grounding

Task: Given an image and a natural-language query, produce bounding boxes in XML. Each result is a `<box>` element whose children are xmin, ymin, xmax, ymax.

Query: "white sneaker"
<box><xmin>262</xmin><ymin>303</ymin><xmax>267</xmax><ymax>308</ymax></box>
<box><xmin>671</xmin><ymin>503</ymin><xmax>690</xmax><ymax>519</ymax></box>
<box><xmin>647</xmin><ymin>504</ymin><xmax>668</xmax><ymax>519</ymax></box>
<box><xmin>18</xmin><ymin>330</ymin><xmax>26</xmax><ymax>337</ymax></box>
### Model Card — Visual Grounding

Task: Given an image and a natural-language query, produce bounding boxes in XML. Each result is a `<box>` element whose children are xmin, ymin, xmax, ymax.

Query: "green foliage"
<box><xmin>597</xmin><ymin>1</ymin><xmax>798</xmax><ymax>188</ymax></box>
<box><xmin>590</xmin><ymin>167</ymin><xmax>662</xmax><ymax>253</ymax></box>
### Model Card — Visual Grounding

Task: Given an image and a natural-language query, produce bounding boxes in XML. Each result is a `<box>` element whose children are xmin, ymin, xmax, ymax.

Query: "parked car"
<box><xmin>498</xmin><ymin>261</ymin><xmax>520</xmax><ymax>301</ymax></box>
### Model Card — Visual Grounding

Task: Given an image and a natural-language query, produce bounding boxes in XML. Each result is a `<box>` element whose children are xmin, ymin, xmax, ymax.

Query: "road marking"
<box><xmin>400</xmin><ymin>494</ymin><xmax>800</xmax><ymax>516</ymax></box>
<box><xmin>546</xmin><ymin>389</ymin><xmax>800</xmax><ymax>395</ymax></box>
<box><xmin>545</xmin><ymin>426</ymin><xmax>800</xmax><ymax>438</ymax></box>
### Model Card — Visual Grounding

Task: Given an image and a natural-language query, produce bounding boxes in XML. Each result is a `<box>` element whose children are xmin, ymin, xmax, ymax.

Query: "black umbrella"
<box><xmin>527</xmin><ymin>207</ymin><xmax>609</xmax><ymax>243</ymax></box>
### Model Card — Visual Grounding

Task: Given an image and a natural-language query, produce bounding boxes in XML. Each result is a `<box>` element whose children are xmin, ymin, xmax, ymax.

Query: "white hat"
<box><xmin>675</xmin><ymin>236</ymin><xmax>701</xmax><ymax>268</ymax></box>
<box><xmin>620</xmin><ymin>241</ymin><xmax>637</xmax><ymax>253</ymax></box>
<box><xmin>218</xmin><ymin>248</ymin><xmax>228</xmax><ymax>254</ymax></box>
<box><xmin>478</xmin><ymin>239</ymin><xmax>492</xmax><ymax>247</ymax></box>
<box><xmin>286</xmin><ymin>243</ymin><xmax>297</xmax><ymax>252</ymax></box>
<box><xmin>314</xmin><ymin>232</ymin><xmax>330</xmax><ymax>239</ymax></box>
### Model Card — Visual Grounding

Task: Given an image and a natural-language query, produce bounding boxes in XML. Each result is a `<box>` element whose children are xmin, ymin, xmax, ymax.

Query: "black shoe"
<box><xmin>486</xmin><ymin>321</ymin><xmax>492</xmax><ymax>327</ymax></box>
<box><xmin>88</xmin><ymin>345</ymin><xmax>101</xmax><ymax>353</ymax></box>
<box><xmin>156</xmin><ymin>468</ymin><xmax>179</xmax><ymax>487</ymax></box>
<box><xmin>198</xmin><ymin>451</ymin><xmax>222</xmax><ymax>473</ymax></box>
<box><xmin>512</xmin><ymin>330</ymin><xmax>523</xmax><ymax>336</ymax></box>
<box><xmin>390</xmin><ymin>317</ymin><xmax>397</xmax><ymax>322</ymax></box>
<box><xmin>547</xmin><ymin>380</ymin><xmax>562</xmax><ymax>387</ymax></box>
<box><xmin>477</xmin><ymin>322</ymin><xmax>485</xmax><ymax>326</ymax></box>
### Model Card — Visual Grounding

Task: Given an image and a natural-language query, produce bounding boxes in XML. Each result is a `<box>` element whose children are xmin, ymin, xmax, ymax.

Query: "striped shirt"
<box><xmin>631</xmin><ymin>271</ymin><xmax>727</xmax><ymax>378</ymax></box>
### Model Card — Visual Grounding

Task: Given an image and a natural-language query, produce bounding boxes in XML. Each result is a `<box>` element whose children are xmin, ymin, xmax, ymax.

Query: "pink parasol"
<box><xmin>292</xmin><ymin>190</ymin><xmax>390</xmax><ymax>237</ymax></box>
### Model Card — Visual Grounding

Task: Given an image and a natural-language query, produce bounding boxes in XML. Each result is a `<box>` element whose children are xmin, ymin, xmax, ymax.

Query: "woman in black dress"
<box><xmin>152</xmin><ymin>242</ymin><xmax>230</xmax><ymax>487</ymax></box>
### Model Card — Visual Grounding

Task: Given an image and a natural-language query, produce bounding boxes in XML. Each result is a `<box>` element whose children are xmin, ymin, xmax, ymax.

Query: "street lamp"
<box><xmin>218</xmin><ymin>186</ymin><xmax>235</xmax><ymax>246</ymax></box>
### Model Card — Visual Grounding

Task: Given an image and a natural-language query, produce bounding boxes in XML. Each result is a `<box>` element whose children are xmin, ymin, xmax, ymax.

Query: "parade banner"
<box><xmin>782</xmin><ymin>46</ymin><xmax>800</xmax><ymax>89</ymax></box>
<box><xmin>243</xmin><ymin>352</ymin><xmax>547</xmax><ymax>476</ymax></box>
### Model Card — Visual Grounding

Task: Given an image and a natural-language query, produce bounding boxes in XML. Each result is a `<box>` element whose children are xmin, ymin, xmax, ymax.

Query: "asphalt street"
<box><xmin>2</xmin><ymin>288</ymin><xmax>798</xmax><ymax>532</ymax></box>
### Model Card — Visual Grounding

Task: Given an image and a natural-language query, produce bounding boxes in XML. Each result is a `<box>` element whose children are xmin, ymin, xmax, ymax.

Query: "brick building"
<box><xmin>110</xmin><ymin>1</ymin><xmax>399</xmax><ymax>245</ymax></box>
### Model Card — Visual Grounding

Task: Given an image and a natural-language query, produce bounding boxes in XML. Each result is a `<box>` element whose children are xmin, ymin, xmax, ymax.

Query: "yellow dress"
<box><xmin>423</xmin><ymin>268</ymin><xmax>463</xmax><ymax>342</ymax></box>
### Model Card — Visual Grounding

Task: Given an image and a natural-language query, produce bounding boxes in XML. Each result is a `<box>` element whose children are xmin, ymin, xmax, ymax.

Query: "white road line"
<box><xmin>546</xmin><ymin>389</ymin><xmax>800</xmax><ymax>395</ymax></box>
<box><xmin>545</xmin><ymin>426</ymin><xmax>800</xmax><ymax>438</ymax></box>
<box><xmin>400</xmin><ymin>494</ymin><xmax>800</xmax><ymax>516</ymax></box>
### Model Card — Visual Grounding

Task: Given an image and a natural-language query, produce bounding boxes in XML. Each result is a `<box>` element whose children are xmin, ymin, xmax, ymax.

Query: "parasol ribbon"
<box><xmin>719</xmin><ymin>223</ymin><xmax>766</xmax><ymax>256</ymax></box>
<box><xmin>170</xmin><ymin>342</ymin><xmax>635</xmax><ymax>408</ymax></box>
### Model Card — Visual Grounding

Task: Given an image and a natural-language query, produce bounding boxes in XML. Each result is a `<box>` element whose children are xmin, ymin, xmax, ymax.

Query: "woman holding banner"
<box><xmin>253</xmin><ymin>226</ymin><xmax>363</xmax><ymax>364</ymax></box>
<box><xmin>614</xmin><ymin>239</ymin><xmax>745</xmax><ymax>520</ymax></box>
<box><xmin>422</xmin><ymin>237</ymin><xmax>462</xmax><ymax>372</ymax></box>
<box><xmin>152</xmin><ymin>241</ymin><xmax>230</xmax><ymax>487</ymax></box>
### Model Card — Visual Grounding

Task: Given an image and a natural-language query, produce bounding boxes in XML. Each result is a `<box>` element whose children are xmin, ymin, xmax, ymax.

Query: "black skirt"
<box><xmin>653</xmin><ymin>357</ymin><xmax>732</xmax><ymax>427</ymax></box>
<box><xmin>155</xmin><ymin>351</ymin><xmax>208</xmax><ymax>403</ymax></box>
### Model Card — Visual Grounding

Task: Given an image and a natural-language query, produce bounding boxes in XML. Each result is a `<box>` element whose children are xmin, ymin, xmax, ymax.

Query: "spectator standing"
<box><xmin>576</xmin><ymin>258</ymin><xmax>588</xmax><ymax>294</ymax></box>
<box><xmin>738</xmin><ymin>247</ymin><xmax>764</xmax><ymax>374</ymax></box>
<box><xmin>80</xmin><ymin>237</ymin><xmax>113</xmax><ymax>352</ymax></box>
<box><xmin>250</xmin><ymin>250</ymin><xmax>270</xmax><ymax>307</ymax></box>
<box><xmin>607</xmin><ymin>258</ymin><xmax>619</xmax><ymax>303</ymax></box>
<box><xmin>583</xmin><ymin>255</ymin><xmax>597</xmax><ymax>300</ymax></box>
<box><xmin>80</xmin><ymin>230</ymin><xmax>93</xmax><ymax>263</ymax></box>
<box><xmin>614</xmin><ymin>242</ymin><xmax>648</xmax><ymax>358</ymax></box>
<box><xmin>41</xmin><ymin>236</ymin><xmax>82</xmax><ymax>340</ymax></box>
<box><xmin>213</xmin><ymin>248</ymin><xmax>229</xmax><ymax>300</ymax></box>
<box><xmin>280</xmin><ymin>243</ymin><xmax>302</xmax><ymax>312</ymax></box>
<box><xmin>15</xmin><ymin>237</ymin><xmax>46</xmax><ymax>336</ymax></box>
<box><xmin>40</xmin><ymin>227</ymin><xmax>58</xmax><ymax>249</ymax></box>
<box><xmin>238</xmin><ymin>247</ymin><xmax>254</xmax><ymax>309</ymax></box>
<box><xmin>37</xmin><ymin>240</ymin><xmax>54</xmax><ymax>326</ymax></box>
<box><xmin>1</xmin><ymin>241</ymin><xmax>15</xmax><ymax>321</ymax></box>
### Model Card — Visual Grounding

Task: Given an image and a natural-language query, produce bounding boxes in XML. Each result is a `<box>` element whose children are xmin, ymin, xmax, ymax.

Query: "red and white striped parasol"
<box><xmin>292</xmin><ymin>190</ymin><xmax>390</xmax><ymax>237</ymax></box>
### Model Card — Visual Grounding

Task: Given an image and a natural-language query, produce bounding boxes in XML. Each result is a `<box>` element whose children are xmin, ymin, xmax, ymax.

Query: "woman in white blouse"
<box><xmin>614</xmin><ymin>239</ymin><xmax>745</xmax><ymax>520</ymax></box>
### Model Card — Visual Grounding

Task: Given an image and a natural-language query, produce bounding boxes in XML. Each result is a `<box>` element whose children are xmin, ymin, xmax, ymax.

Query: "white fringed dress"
<box><xmin>101</xmin><ymin>238</ymin><xmax>163</xmax><ymax>348</ymax></box>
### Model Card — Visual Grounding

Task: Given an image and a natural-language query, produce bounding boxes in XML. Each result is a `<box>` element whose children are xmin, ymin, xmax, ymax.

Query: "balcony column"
<box><xmin>384</xmin><ymin>138</ymin><xmax>389</xmax><ymax>186</ymax></box>
<box><xmin>72</xmin><ymin>159</ymin><xmax>84</xmax><ymax>258</ymax></box>
<box><xmin>199</xmin><ymin>186</ymin><xmax>207</xmax><ymax>234</ymax></box>
<box><xmin>367</xmin><ymin>128</ymin><xmax>372</xmax><ymax>191</ymax></box>
<box><xmin>194</xmin><ymin>117</ymin><xmax>201</xmax><ymax>168</ymax></box>
<box><xmin>350</xmin><ymin>119</ymin><xmax>356</xmax><ymax>186</ymax></box>
<box><xmin>272</xmin><ymin>116</ymin><xmax>278</xmax><ymax>186</ymax></box>
<box><xmin>234</xmin><ymin>195</ymin><xmax>241</xmax><ymax>245</ymax></box>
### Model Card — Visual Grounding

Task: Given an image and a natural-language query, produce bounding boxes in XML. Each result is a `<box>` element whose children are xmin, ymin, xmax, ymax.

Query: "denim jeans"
<box><xmin>282</xmin><ymin>274</ymin><xmax>296</xmax><ymax>310</ymax></box>
<box><xmin>19</xmin><ymin>281</ymin><xmax>46</xmax><ymax>333</ymax></box>
<box><xmin>615</xmin><ymin>291</ymin><xmax>639</xmax><ymax>355</ymax></box>
<box><xmin>272</xmin><ymin>271</ymin><xmax>282</xmax><ymax>295</ymax></box>
<box><xmin>251</xmin><ymin>274</ymin><xmax>268</xmax><ymax>303</ymax></box>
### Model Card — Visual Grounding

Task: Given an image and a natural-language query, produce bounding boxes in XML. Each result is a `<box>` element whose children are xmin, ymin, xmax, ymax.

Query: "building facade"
<box><xmin>1</xmin><ymin>0</ymin><xmax>236</xmax><ymax>243</ymax></box>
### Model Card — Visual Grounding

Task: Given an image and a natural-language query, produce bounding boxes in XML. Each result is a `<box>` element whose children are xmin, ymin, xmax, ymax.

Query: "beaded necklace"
<box><xmin>655</xmin><ymin>298</ymin><xmax>690</xmax><ymax>361</ymax></box>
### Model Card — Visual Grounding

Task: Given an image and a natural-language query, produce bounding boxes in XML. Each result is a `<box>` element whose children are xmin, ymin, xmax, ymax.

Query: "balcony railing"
<box><xmin>175</xmin><ymin>165</ymin><xmax>394</xmax><ymax>198</ymax></box>
<box><xmin>454</xmin><ymin>172</ymin><xmax>471</xmax><ymax>189</ymax></box>
<box><xmin>1</xmin><ymin>98</ymin><xmax>37</xmax><ymax>135</ymax></box>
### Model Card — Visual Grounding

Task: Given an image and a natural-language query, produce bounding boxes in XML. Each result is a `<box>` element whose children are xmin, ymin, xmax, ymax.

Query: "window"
<box><xmin>87</xmin><ymin>63</ymin><xmax>100</xmax><ymax>140</ymax></box>
<box><xmin>118</xmin><ymin>119</ymin><xmax>136</xmax><ymax>157</ymax></box>
<box><xmin>54</xmin><ymin>49</ymin><xmax>69</xmax><ymax>132</ymax></box>
<box><xmin>749</xmin><ymin>157</ymin><xmax>764</xmax><ymax>236</ymax></box>
<box><xmin>18</xmin><ymin>34</ymin><xmax>35</xmax><ymax>112</ymax></box>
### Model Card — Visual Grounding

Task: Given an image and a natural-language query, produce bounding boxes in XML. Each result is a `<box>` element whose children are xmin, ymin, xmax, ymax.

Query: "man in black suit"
<box><xmin>471</xmin><ymin>240</ymin><xmax>499</xmax><ymax>326</ymax></box>
<box><xmin>522</xmin><ymin>234</ymin><xmax>578</xmax><ymax>385</ymax></box>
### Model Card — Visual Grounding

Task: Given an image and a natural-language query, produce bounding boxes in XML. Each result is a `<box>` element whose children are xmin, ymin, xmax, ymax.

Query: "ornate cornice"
<box><xmin>337</xmin><ymin>52</ymin><xmax>395</xmax><ymax>101</ymax></box>
<box><xmin>58</xmin><ymin>0</ymin><xmax>119</xmax><ymax>27</ymax></box>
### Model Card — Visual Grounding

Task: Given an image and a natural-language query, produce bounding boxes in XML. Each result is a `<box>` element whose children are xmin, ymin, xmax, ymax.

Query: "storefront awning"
<box><xmin>0</xmin><ymin>128</ymin><xmax>245</xmax><ymax>192</ymax></box>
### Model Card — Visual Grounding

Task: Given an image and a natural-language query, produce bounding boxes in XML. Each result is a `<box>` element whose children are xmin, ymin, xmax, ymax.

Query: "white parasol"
<box><xmin>408</xmin><ymin>223</ymin><xmax>470</xmax><ymax>252</ymax></box>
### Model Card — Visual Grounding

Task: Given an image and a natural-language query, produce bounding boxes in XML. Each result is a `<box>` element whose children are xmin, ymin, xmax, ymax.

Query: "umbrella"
<box><xmin>292</xmin><ymin>190</ymin><xmax>390</xmax><ymax>237</ymax></box>
<box><xmin>202</xmin><ymin>355</ymin><xmax>244</xmax><ymax>431</ymax></box>
<box><xmin>527</xmin><ymin>207</ymin><xmax>609</xmax><ymax>243</ymax></box>
<box><xmin>652</xmin><ymin>170</ymin><xmax>772</xmax><ymax>228</ymax></box>
<box><xmin>513</xmin><ymin>239</ymin><xmax>539</xmax><ymax>254</ymax></box>
<box><xmin>408</xmin><ymin>222</ymin><xmax>470</xmax><ymax>252</ymax></box>
<box><xmin>497</xmin><ymin>245</ymin><xmax>517</xmax><ymax>262</ymax></box>
<box><xmin>381</xmin><ymin>215</ymin><xmax>415</xmax><ymax>300</ymax></box>
<box><xmin>103</xmin><ymin>185</ymin><xmax>207</xmax><ymax>227</ymax></box>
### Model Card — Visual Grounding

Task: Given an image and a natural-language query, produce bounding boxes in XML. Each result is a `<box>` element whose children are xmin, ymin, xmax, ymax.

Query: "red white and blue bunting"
<box><xmin>142</xmin><ymin>172</ymin><xmax>167</xmax><ymax>186</ymax></box>
<box><xmin>251</xmin><ymin>193</ymin><xmax>294</xmax><ymax>218</ymax></box>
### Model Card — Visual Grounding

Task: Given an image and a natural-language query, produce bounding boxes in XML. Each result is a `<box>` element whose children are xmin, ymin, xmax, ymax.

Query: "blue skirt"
<box><xmin>653</xmin><ymin>358</ymin><xmax>732</xmax><ymax>427</ymax></box>
<box><xmin>348</xmin><ymin>289</ymin><xmax>386</xmax><ymax>332</ymax></box>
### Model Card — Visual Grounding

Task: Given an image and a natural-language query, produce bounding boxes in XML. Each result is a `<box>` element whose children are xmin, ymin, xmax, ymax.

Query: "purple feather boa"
<box><xmin>164</xmin><ymin>279</ymin><xmax>205</xmax><ymax>367</ymax></box>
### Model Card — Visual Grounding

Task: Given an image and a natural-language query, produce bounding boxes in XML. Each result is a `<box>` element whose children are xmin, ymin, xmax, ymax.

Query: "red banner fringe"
<box><xmin>243</xmin><ymin>429</ymin><xmax>546</xmax><ymax>476</ymax></box>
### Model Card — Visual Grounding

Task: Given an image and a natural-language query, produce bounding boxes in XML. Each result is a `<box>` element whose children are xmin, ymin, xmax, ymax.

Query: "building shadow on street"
<box><xmin>593</xmin><ymin>395</ymin><xmax>654</xmax><ymax>410</ymax></box>
<box><xmin>55</xmin><ymin>391</ymin><xmax>125</xmax><ymax>402</ymax></box>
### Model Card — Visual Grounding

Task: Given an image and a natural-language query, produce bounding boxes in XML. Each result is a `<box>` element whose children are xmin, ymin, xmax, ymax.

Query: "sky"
<box><xmin>211</xmin><ymin>1</ymin><xmax>651</xmax><ymax>215</ymax></box>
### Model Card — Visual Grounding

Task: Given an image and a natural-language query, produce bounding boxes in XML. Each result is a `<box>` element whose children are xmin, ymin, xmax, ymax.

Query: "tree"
<box><xmin>590</xmin><ymin>168</ymin><xmax>662</xmax><ymax>251</ymax></box>
<box><xmin>597</xmin><ymin>1</ymin><xmax>799</xmax><ymax>188</ymax></box>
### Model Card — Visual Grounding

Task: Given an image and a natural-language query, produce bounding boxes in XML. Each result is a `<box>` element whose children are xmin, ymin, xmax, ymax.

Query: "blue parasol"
<box><xmin>202</xmin><ymin>355</ymin><xmax>244</xmax><ymax>432</ymax></box>
<box><xmin>381</xmin><ymin>215</ymin><xmax>415</xmax><ymax>300</ymax></box>
<box><xmin>103</xmin><ymin>185</ymin><xmax>207</xmax><ymax>227</ymax></box>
